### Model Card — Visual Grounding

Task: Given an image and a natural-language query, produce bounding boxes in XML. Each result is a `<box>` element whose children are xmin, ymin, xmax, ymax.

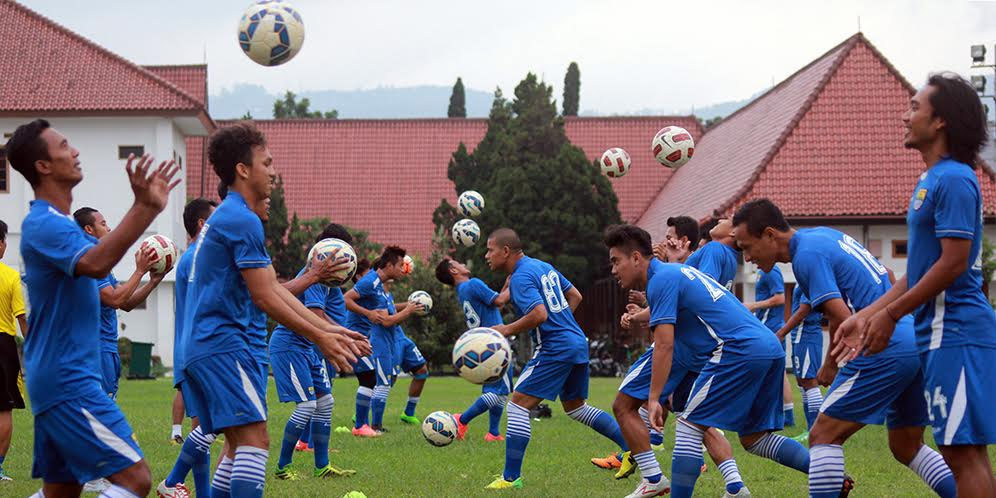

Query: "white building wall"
<box><xmin>0</xmin><ymin>116</ymin><xmax>190</xmax><ymax>368</ymax></box>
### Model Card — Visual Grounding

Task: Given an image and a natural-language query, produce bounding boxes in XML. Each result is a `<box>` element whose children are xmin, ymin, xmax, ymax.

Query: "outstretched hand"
<box><xmin>126</xmin><ymin>154</ymin><xmax>181</xmax><ymax>212</ymax></box>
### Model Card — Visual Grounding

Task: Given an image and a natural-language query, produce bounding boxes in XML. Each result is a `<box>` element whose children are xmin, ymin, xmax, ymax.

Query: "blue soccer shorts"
<box><xmin>922</xmin><ymin>345</ymin><xmax>996</xmax><ymax>445</ymax></box>
<box><xmin>183</xmin><ymin>349</ymin><xmax>268</xmax><ymax>434</ymax></box>
<box><xmin>482</xmin><ymin>360</ymin><xmax>515</xmax><ymax>396</ymax></box>
<box><xmin>271</xmin><ymin>349</ymin><xmax>331</xmax><ymax>403</ymax></box>
<box><xmin>820</xmin><ymin>353</ymin><xmax>928</xmax><ymax>429</ymax></box>
<box><xmin>681</xmin><ymin>356</ymin><xmax>785</xmax><ymax>435</ymax></box>
<box><xmin>395</xmin><ymin>335</ymin><xmax>427</xmax><ymax>373</ymax></box>
<box><xmin>514</xmin><ymin>355</ymin><xmax>589</xmax><ymax>402</ymax></box>
<box><xmin>618</xmin><ymin>346</ymin><xmax>694</xmax><ymax>405</ymax></box>
<box><xmin>791</xmin><ymin>336</ymin><xmax>823</xmax><ymax>380</ymax></box>
<box><xmin>32</xmin><ymin>389</ymin><xmax>143</xmax><ymax>484</ymax></box>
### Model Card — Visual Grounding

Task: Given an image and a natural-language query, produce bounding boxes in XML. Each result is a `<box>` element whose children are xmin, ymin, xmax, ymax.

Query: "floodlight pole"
<box><xmin>970</xmin><ymin>44</ymin><xmax>996</xmax><ymax>122</ymax></box>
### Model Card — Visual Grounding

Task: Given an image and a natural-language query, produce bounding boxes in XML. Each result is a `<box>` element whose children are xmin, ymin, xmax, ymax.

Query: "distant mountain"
<box><xmin>209</xmin><ymin>84</ymin><xmax>495</xmax><ymax>119</ymax></box>
<box><xmin>580</xmin><ymin>91</ymin><xmax>764</xmax><ymax>121</ymax></box>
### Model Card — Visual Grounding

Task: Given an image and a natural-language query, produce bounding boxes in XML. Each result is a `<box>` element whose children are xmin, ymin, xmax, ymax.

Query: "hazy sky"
<box><xmin>20</xmin><ymin>0</ymin><xmax>996</xmax><ymax>114</ymax></box>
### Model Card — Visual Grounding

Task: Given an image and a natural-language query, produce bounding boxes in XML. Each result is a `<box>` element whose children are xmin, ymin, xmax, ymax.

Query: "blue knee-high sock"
<box><xmin>462</xmin><ymin>394</ymin><xmax>493</xmax><ymax>424</ymax></box>
<box><xmin>278</xmin><ymin>401</ymin><xmax>315</xmax><ymax>468</ymax></box>
<box><xmin>230</xmin><ymin>446</ymin><xmax>268</xmax><ymax>498</ymax></box>
<box><xmin>503</xmin><ymin>402</ymin><xmax>531</xmax><ymax>481</ymax></box>
<box><xmin>640</xmin><ymin>406</ymin><xmax>664</xmax><ymax>446</ymax></box>
<box><xmin>299</xmin><ymin>419</ymin><xmax>312</xmax><ymax>445</ymax></box>
<box><xmin>566</xmin><ymin>404</ymin><xmax>629</xmax><ymax>452</ymax></box>
<box><xmin>784</xmin><ymin>403</ymin><xmax>796</xmax><ymax>427</ymax></box>
<box><xmin>191</xmin><ymin>432</ymin><xmax>214</xmax><ymax>497</ymax></box>
<box><xmin>211</xmin><ymin>455</ymin><xmax>233</xmax><ymax>498</ymax></box>
<box><xmin>166</xmin><ymin>425</ymin><xmax>215</xmax><ymax>488</ymax></box>
<box><xmin>809</xmin><ymin>444</ymin><xmax>844</xmax><ymax>498</ymax></box>
<box><xmin>747</xmin><ymin>432</ymin><xmax>810</xmax><ymax>473</ymax></box>
<box><xmin>312</xmin><ymin>395</ymin><xmax>333</xmax><ymax>469</ymax></box>
<box><xmin>354</xmin><ymin>386</ymin><xmax>372</xmax><ymax>429</ymax></box>
<box><xmin>671</xmin><ymin>422</ymin><xmax>705</xmax><ymax>498</ymax></box>
<box><xmin>488</xmin><ymin>404</ymin><xmax>504</xmax><ymax>436</ymax></box>
<box><xmin>405</xmin><ymin>396</ymin><xmax>420</xmax><ymax>417</ymax></box>
<box><xmin>804</xmin><ymin>388</ymin><xmax>822</xmax><ymax>430</ymax></box>
<box><xmin>371</xmin><ymin>385</ymin><xmax>390</xmax><ymax>428</ymax></box>
<box><xmin>909</xmin><ymin>445</ymin><xmax>956</xmax><ymax>498</ymax></box>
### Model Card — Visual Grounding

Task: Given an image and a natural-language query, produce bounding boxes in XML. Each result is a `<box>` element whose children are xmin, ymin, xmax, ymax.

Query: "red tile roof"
<box><xmin>186</xmin><ymin>116</ymin><xmax>701</xmax><ymax>254</ymax></box>
<box><xmin>637</xmin><ymin>33</ymin><xmax>996</xmax><ymax>242</ymax></box>
<box><xmin>0</xmin><ymin>0</ymin><xmax>206</xmax><ymax>115</ymax></box>
<box><xmin>143</xmin><ymin>65</ymin><xmax>208</xmax><ymax>107</ymax></box>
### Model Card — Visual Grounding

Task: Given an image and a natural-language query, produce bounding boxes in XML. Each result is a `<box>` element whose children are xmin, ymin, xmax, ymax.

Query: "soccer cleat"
<box><xmin>454</xmin><ymin>413</ymin><xmax>469</xmax><ymax>440</ymax></box>
<box><xmin>400</xmin><ymin>414</ymin><xmax>420</xmax><ymax>425</ymax></box>
<box><xmin>170</xmin><ymin>434</ymin><xmax>184</xmax><ymax>446</ymax></box>
<box><xmin>335</xmin><ymin>426</ymin><xmax>352</xmax><ymax>434</ymax></box>
<box><xmin>315</xmin><ymin>464</ymin><xmax>356</xmax><ymax>478</ymax></box>
<box><xmin>624</xmin><ymin>476</ymin><xmax>671</xmax><ymax>497</ymax></box>
<box><xmin>0</xmin><ymin>470</ymin><xmax>11</xmax><ymax>482</ymax></box>
<box><xmin>614</xmin><ymin>451</ymin><xmax>637</xmax><ymax>480</ymax></box>
<box><xmin>792</xmin><ymin>430</ymin><xmax>810</xmax><ymax>444</ymax></box>
<box><xmin>295</xmin><ymin>440</ymin><xmax>314</xmax><ymax>452</ymax></box>
<box><xmin>484</xmin><ymin>433</ymin><xmax>505</xmax><ymax>442</ymax></box>
<box><xmin>591</xmin><ymin>452</ymin><xmax>622</xmax><ymax>470</ymax></box>
<box><xmin>351</xmin><ymin>424</ymin><xmax>381</xmax><ymax>438</ymax></box>
<box><xmin>485</xmin><ymin>476</ymin><xmax>523</xmax><ymax>490</ymax></box>
<box><xmin>651</xmin><ymin>442</ymin><xmax>665</xmax><ymax>452</ymax></box>
<box><xmin>83</xmin><ymin>479</ymin><xmax>111</xmax><ymax>493</ymax></box>
<box><xmin>722</xmin><ymin>485</ymin><xmax>751</xmax><ymax>497</ymax></box>
<box><xmin>372</xmin><ymin>425</ymin><xmax>389</xmax><ymax>433</ymax></box>
<box><xmin>275</xmin><ymin>465</ymin><xmax>301</xmax><ymax>480</ymax></box>
<box><xmin>840</xmin><ymin>474</ymin><xmax>855</xmax><ymax>497</ymax></box>
<box><xmin>156</xmin><ymin>480</ymin><xmax>191</xmax><ymax>498</ymax></box>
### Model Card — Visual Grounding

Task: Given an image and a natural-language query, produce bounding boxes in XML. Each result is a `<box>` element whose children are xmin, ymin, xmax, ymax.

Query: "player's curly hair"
<box><xmin>379</xmin><ymin>246</ymin><xmax>406</xmax><ymax>267</ymax></box>
<box><xmin>435</xmin><ymin>258</ymin><xmax>455</xmax><ymax>286</ymax></box>
<box><xmin>732</xmin><ymin>198</ymin><xmax>790</xmax><ymax>237</ymax></box>
<box><xmin>603</xmin><ymin>224</ymin><xmax>653</xmax><ymax>257</ymax></box>
<box><xmin>5</xmin><ymin>118</ymin><xmax>51</xmax><ymax>187</ymax></box>
<box><xmin>926</xmin><ymin>73</ymin><xmax>989</xmax><ymax>167</ymax></box>
<box><xmin>208</xmin><ymin>122</ymin><xmax>267</xmax><ymax>189</ymax></box>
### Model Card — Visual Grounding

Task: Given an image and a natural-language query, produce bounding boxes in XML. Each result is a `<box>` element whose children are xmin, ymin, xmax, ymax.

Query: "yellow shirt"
<box><xmin>0</xmin><ymin>262</ymin><xmax>26</xmax><ymax>336</ymax></box>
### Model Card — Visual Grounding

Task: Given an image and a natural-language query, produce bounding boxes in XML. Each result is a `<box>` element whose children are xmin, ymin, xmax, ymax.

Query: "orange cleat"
<box><xmin>351</xmin><ymin>424</ymin><xmax>381</xmax><ymax>438</ymax></box>
<box><xmin>591</xmin><ymin>453</ymin><xmax>623</xmax><ymax>469</ymax></box>
<box><xmin>484</xmin><ymin>433</ymin><xmax>505</xmax><ymax>442</ymax></box>
<box><xmin>454</xmin><ymin>413</ymin><xmax>469</xmax><ymax>440</ymax></box>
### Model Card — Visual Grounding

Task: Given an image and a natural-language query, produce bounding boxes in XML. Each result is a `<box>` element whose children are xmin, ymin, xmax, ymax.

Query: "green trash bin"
<box><xmin>128</xmin><ymin>342</ymin><xmax>154</xmax><ymax>379</ymax></box>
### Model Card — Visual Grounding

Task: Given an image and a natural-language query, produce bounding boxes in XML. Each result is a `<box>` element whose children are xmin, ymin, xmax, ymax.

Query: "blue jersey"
<box><xmin>97</xmin><ymin>272</ymin><xmax>120</xmax><ymax>353</ymax></box>
<box><xmin>345</xmin><ymin>270</ymin><xmax>388</xmax><ymax>337</ymax></box>
<box><xmin>183</xmin><ymin>192</ymin><xmax>272</xmax><ymax>366</ymax></box>
<box><xmin>789</xmin><ymin>227</ymin><xmax>917</xmax><ymax>356</ymax></box>
<box><xmin>646</xmin><ymin>259</ymin><xmax>783</xmax><ymax>366</ymax></box>
<box><xmin>791</xmin><ymin>286</ymin><xmax>822</xmax><ymax>343</ymax></box>
<box><xmin>270</xmin><ymin>267</ymin><xmax>328</xmax><ymax>353</ymax></box>
<box><xmin>754</xmin><ymin>266</ymin><xmax>785</xmax><ymax>333</ymax></box>
<box><xmin>325</xmin><ymin>287</ymin><xmax>347</xmax><ymax>325</ymax></box>
<box><xmin>508</xmin><ymin>256</ymin><xmax>588</xmax><ymax>363</ymax></box>
<box><xmin>686</xmin><ymin>241</ymin><xmax>739</xmax><ymax>290</ymax></box>
<box><xmin>20</xmin><ymin>200</ymin><xmax>102</xmax><ymax>415</ymax></box>
<box><xmin>173</xmin><ymin>248</ymin><xmax>194</xmax><ymax>383</ymax></box>
<box><xmin>907</xmin><ymin>158</ymin><xmax>996</xmax><ymax>351</ymax></box>
<box><xmin>249</xmin><ymin>305</ymin><xmax>268</xmax><ymax>364</ymax></box>
<box><xmin>456</xmin><ymin>277</ymin><xmax>503</xmax><ymax>328</ymax></box>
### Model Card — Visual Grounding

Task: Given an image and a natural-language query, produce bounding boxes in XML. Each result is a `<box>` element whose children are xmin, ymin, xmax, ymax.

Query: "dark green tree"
<box><xmin>434</xmin><ymin>74</ymin><xmax>621</xmax><ymax>292</ymax></box>
<box><xmin>273</xmin><ymin>91</ymin><xmax>338</xmax><ymax>119</ymax></box>
<box><xmin>264</xmin><ymin>175</ymin><xmax>290</xmax><ymax>276</ymax></box>
<box><xmin>562</xmin><ymin>62</ymin><xmax>580</xmax><ymax>116</ymax></box>
<box><xmin>240</xmin><ymin>110</ymin><xmax>253</xmax><ymax>120</ymax></box>
<box><xmin>448</xmin><ymin>77</ymin><xmax>467</xmax><ymax>118</ymax></box>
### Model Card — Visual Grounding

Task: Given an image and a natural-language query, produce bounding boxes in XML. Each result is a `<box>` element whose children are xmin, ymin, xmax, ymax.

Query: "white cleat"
<box><xmin>625</xmin><ymin>476</ymin><xmax>671</xmax><ymax>497</ymax></box>
<box><xmin>722</xmin><ymin>485</ymin><xmax>751</xmax><ymax>498</ymax></box>
<box><xmin>82</xmin><ymin>478</ymin><xmax>111</xmax><ymax>493</ymax></box>
<box><xmin>156</xmin><ymin>479</ymin><xmax>191</xmax><ymax>498</ymax></box>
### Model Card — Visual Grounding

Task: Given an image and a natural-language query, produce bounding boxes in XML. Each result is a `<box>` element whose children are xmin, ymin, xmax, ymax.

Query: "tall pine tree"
<box><xmin>434</xmin><ymin>74</ymin><xmax>620</xmax><ymax>290</ymax></box>
<box><xmin>562</xmin><ymin>62</ymin><xmax>580</xmax><ymax>116</ymax></box>
<box><xmin>448</xmin><ymin>77</ymin><xmax>467</xmax><ymax>118</ymax></box>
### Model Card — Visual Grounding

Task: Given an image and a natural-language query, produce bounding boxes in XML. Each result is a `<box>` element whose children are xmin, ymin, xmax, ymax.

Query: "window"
<box><xmin>118</xmin><ymin>145</ymin><xmax>145</xmax><ymax>159</ymax></box>
<box><xmin>892</xmin><ymin>240</ymin><xmax>908</xmax><ymax>258</ymax></box>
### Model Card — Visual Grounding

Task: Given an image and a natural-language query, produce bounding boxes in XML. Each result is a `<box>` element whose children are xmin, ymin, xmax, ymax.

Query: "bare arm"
<box><xmin>100</xmin><ymin>271</ymin><xmax>145</xmax><ymax>309</ymax></box>
<box><xmin>493</xmin><ymin>288</ymin><xmax>510</xmax><ymax>308</ymax></box>
<box><xmin>745</xmin><ymin>292</ymin><xmax>785</xmax><ymax>312</ymax></box>
<box><xmin>816</xmin><ymin>298</ymin><xmax>852</xmax><ymax>386</ymax></box>
<box><xmin>119</xmin><ymin>274</ymin><xmax>165</xmax><ymax>311</ymax></box>
<box><xmin>281</xmin><ymin>251</ymin><xmax>350</xmax><ymax>296</ymax></box>
<box><xmin>344</xmin><ymin>288</ymin><xmax>385</xmax><ymax>325</ymax></box>
<box><xmin>16</xmin><ymin>314</ymin><xmax>27</xmax><ymax>339</ymax></box>
<box><xmin>776</xmin><ymin>302</ymin><xmax>811</xmax><ymax>341</ymax></box>
<box><xmin>646</xmin><ymin>323</ymin><xmax>675</xmax><ymax>431</ymax></box>
<box><xmin>565</xmin><ymin>287</ymin><xmax>582</xmax><ymax>312</ymax></box>
<box><xmin>493</xmin><ymin>304</ymin><xmax>547</xmax><ymax>337</ymax></box>
<box><xmin>381</xmin><ymin>305</ymin><xmax>420</xmax><ymax>327</ymax></box>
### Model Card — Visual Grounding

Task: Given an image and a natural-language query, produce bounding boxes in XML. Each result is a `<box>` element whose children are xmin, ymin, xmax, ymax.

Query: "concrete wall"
<box><xmin>1</xmin><ymin>116</ymin><xmax>189</xmax><ymax>367</ymax></box>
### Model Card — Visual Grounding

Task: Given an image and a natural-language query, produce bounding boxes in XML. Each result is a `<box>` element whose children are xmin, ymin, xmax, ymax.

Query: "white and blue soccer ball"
<box><xmin>306</xmin><ymin>238</ymin><xmax>356</xmax><ymax>287</ymax></box>
<box><xmin>451</xmin><ymin>219</ymin><xmax>480</xmax><ymax>247</ymax></box>
<box><xmin>421</xmin><ymin>411</ymin><xmax>458</xmax><ymax>446</ymax></box>
<box><xmin>457</xmin><ymin>190</ymin><xmax>485</xmax><ymax>217</ymax></box>
<box><xmin>651</xmin><ymin>125</ymin><xmax>695</xmax><ymax>169</ymax></box>
<box><xmin>452</xmin><ymin>327</ymin><xmax>512</xmax><ymax>385</ymax></box>
<box><xmin>237</xmin><ymin>1</ymin><xmax>305</xmax><ymax>67</ymax></box>
<box><xmin>408</xmin><ymin>290</ymin><xmax>433</xmax><ymax>316</ymax></box>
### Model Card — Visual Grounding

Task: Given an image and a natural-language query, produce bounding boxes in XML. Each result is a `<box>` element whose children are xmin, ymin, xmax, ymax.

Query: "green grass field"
<box><xmin>2</xmin><ymin>375</ymin><xmax>992</xmax><ymax>497</ymax></box>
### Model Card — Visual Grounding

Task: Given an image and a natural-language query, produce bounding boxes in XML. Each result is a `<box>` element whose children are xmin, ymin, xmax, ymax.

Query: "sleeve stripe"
<box><xmin>649</xmin><ymin>317</ymin><xmax>676</xmax><ymax>327</ymax></box>
<box><xmin>935</xmin><ymin>229</ymin><xmax>974</xmax><ymax>237</ymax></box>
<box><xmin>67</xmin><ymin>243</ymin><xmax>95</xmax><ymax>276</ymax></box>
<box><xmin>809</xmin><ymin>291</ymin><xmax>841</xmax><ymax>305</ymax></box>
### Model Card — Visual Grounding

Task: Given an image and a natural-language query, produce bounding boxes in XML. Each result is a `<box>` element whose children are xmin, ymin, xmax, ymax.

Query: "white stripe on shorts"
<box><xmin>680</xmin><ymin>375</ymin><xmax>713</xmax><ymax>418</ymax></box>
<box><xmin>820</xmin><ymin>370</ymin><xmax>859</xmax><ymax>413</ymax></box>
<box><xmin>289</xmin><ymin>361</ymin><xmax>308</xmax><ymax>402</ymax></box>
<box><xmin>237</xmin><ymin>361</ymin><xmax>267</xmax><ymax>420</ymax></box>
<box><xmin>81</xmin><ymin>407</ymin><xmax>141</xmax><ymax>464</ymax></box>
<box><xmin>513</xmin><ymin>361</ymin><xmax>537</xmax><ymax>391</ymax></box>
<box><xmin>943</xmin><ymin>367</ymin><xmax>968</xmax><ymax>446</ymax></box>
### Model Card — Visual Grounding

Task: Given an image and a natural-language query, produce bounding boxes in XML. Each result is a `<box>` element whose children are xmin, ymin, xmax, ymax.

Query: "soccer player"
<box><xmin>386</xmin><ymin>285</ymin><xmax>430</xmax><ymax>427</ymax></box>
<box><xmin>344</xmin><ymin>247</ymin><xmax>422</xmax><ymax>435</ymax></box>
<box><xmin>774</xmin><ymin>286</ymin><xmax>824</xmax><ymax>442</ymax></box>
<box><xmin>0</xmin><ymin>219</ymin><xmax>28</xmax><ymax>483</ymax></box>
<box><xmin>743</xmin><ymin>266</ymin><xmax>795</xmax><ymax>427</ymax></box>
<box><xmin>435</xmin><ymin>257</ymin><xmax>513</xmax><ymax>441</ymax></box>
<box><xmin>685</xmin><ymin>218</ymin><xmax>739</xmax><ymax>290</ymax></box>
<box><xmin>733</xmin><ymin>198</ymin><xmax>955</xmax><ymax>498</ymax></box>
<box><xmin>73</xmin><ymin>206</ymin><xmax>165</xmax><ymax>400</ymax></box>
<box><xmin>7</xmin><ymin>119</ymin><xmax>179</xmax><ymax>497</ymax></box>
<box><xmin>836</xmin><ymin>74</ymin><xmax>996</xmax><ymax>497</ymax></box>
<box><xmin>605</xmin><ymin>224</ymin><xmax>810</xmax><ymax>498</ymax></box>
<box><xmin>181</xmin><ymin>123</ymin><xmax>368</xmax><ymax>498</ymax></box>
<box><xmin>482</xmin><ymin>228</ymin><xmax>629</xmax><ymax>491</ymax></box>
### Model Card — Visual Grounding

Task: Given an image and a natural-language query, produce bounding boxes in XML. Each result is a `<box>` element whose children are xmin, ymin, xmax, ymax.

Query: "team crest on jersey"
<box><xmin>913</xmin><ymin>188</ymin><xmax>927</xmax><ymax>210</ymax></box>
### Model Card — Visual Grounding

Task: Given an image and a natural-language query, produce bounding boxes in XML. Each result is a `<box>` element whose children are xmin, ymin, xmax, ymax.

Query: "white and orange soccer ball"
<box><xmin>140</xmin><ymin>235</ymin><xmax>178</xmax><ymax>274</ymax></box>
<box><xmin>599</xmin><ymin>148</ymin><xmax>631</xmax><ymax>178</ymax></box>
<box><xmin>237</xmin><ymin>1</ymin><xmax>305</xmax><ymax>67</ymax></box>
<box><xmin>651</xmin><ymin>126</ymin><xmax>695</xmax><ymax>169</ymax></box>
<box><xmin>401</xmin><ymin>255</ymin><xmax>414</xmax><ymax>276</ymax></box>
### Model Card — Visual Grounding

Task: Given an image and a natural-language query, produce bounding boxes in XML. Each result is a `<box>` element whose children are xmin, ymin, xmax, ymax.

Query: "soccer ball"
<box><xmin>140</xmin><ymin>234</ymin><xmax>178</xmax><ymax>274</ymax></box>
<box><xmin>651</xmin><ymin>126</ymin><xmax>695</xmax><ymax>169</ymax></box>
<box><xmin>306</xmin><ymin>238</ymin><xmax>357</xmax><ymax>287</ymax></box>
<box><xmin>237</xmin><ymin>1</ymin><xmax>305</xmax><ymax>67</ymax></box>
<box><xmin>408</xmin><ymin>290</ymin><xmax>432</xmax><ymax>316</ymax></box>
<box><xmin>457</xmin><ymin>190</ymin><xmax>485</xmax><ymax>217</ymax></box>
<box><xmin>401</xmin><ymin>255</ymin><xmax>414</xmax><ymax>276</ymax></box>
<box><xmin>421</xmin><ymin>411</ymin><xmax>458</xmax><ymax>447</ymax></box>
<box><xmin>452</xmin><ymin>327</ymin><xmax>512</xmax><ymax>385</ymax></box>
<box><xmin>451</xmin><ymin>219</ymin><xmax>480</xmax><ymax>247</ymax></box>
<box><xmin>599</xmin><ymin>148</ymin><xmax>631</xmax><ymax>178</ymax></box>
